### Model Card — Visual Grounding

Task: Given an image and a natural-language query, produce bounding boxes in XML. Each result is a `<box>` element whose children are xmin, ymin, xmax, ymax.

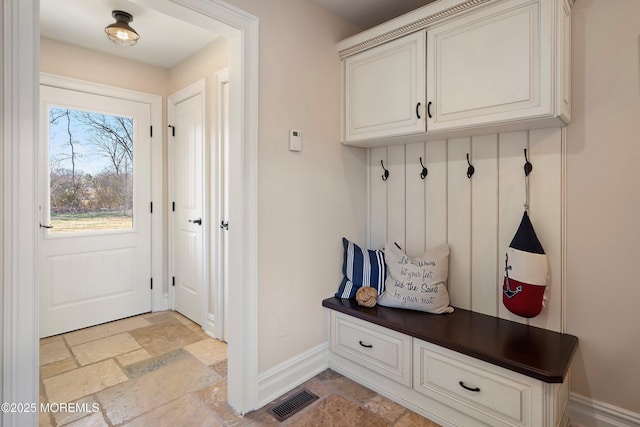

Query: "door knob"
<box><xmin>220</xmin><ymin>221</ymin><xmax>229</xmax><ymax>230</ymax></box>
<box><xmin>188</xmin><ymin>218</ymin><xmax>202</xmax><ymax>225</ymax></box>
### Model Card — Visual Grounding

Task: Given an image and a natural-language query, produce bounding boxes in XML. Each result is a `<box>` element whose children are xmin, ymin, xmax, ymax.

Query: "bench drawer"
<box><xmin>414</xmin><ymin>338</ymin><xmax>540</xmax><ymax>426</ymax></box>
<box><xmin>330</xmin><ymin>311</ymin><xmax>411</xmax><ymax>386</ymax></box>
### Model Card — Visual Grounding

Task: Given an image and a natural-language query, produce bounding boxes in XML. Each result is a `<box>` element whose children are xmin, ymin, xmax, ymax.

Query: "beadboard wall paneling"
<box><xmin>497</xmin><ymin>131</ymin><xmax>530</xmax><ymax>324</ymax></box>
<box><xmin>471</xmin><ymin>134</ymin><xmax>499</xmax><ymax>316</ymax></box>
<box><xmin>425</xmin><ymin>140</ymin><xmax>448</xmax><ymax>247</ymax></box>
<box><xmin>387</xmin><ymin>145</ymin><xmax>407</xmax><ymax>251</ymax></box>
<box><xmin>368</xmin><ymin>147</ymin><xmax>388</xmax><ymax>251</ymax></box>
<box><xmin>447</xmin><ymin>137</ymin><xmax>473</xmax><ymax>311</ymax></box>
<box><xmin>366</xmin><ymin>128</ymin><xmax>564</xmax><ymax>330</ymax></box>
<box><xmin>405</xmin><ymin>142</ymin><xmax>426</xmax><ymax>257</ymax></box>
<box><xmin>528</xmin><ymin>127</ymin><xmax>564</xmax><ymax>331</ymax></box>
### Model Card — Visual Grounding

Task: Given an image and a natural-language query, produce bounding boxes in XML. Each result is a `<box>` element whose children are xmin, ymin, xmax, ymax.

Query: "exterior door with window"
<box><xmin>39</xmin><ymin>85</ymin><xmax>152</xmax><ymax>337</ymax></box>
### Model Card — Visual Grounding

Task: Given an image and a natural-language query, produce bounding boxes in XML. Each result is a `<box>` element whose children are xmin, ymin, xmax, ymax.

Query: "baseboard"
<box><xmin>254</xmin><ymin>348</ymin><xmax>640</xmax><ymax>427</ymax></box>
<box><xmin>205</xmin><ymin>313</ymin><xmax>217</xmax><ymax>339</ymax></box>
<box><xmin>257</xmin><ymin>342</ymin><xmax>329</xmax><ymax>408</ymax></box>
<box><xmin>568</xmin><ymin>393</ymin><xmax>640</xmax><ymax>427</ymax></box>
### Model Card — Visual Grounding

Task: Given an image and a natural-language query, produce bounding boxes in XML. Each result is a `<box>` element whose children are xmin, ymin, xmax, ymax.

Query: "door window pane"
<box><xmin>48</xmin><ymin>107</ymin><xmax>134</xmax><ymax>233</ymax></box>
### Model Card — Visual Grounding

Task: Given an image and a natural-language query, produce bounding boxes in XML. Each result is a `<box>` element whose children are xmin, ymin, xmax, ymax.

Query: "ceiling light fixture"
<box><xmin>105</xmin><ymin>10</ymin><xmax>140</xmax><ymax>46</ymax></box>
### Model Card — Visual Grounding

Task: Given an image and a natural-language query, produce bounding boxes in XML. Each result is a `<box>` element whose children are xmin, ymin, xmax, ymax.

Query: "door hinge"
<box><xmin>150</xmin><ymin>278</ymin><xmax>153</xmax><ymax>290</ymax></box>
<box><xmin>150</xmin><ymin>202</ymin><xmax>153</xmax><ymax>213</ymax></box>
<box><xmin>168</xmin><ymin>125</ymin><xmax>175</xmax><ymax>137</ymax></box>
<box><xmin>150</xmin><ymin>125</ymin><xmax>153</xmax><ymax>137</ymax></box>
<box><xmin>172</xmin><ymin>276</ymin><xmax>175</xmax><ymax>287</ymax></box>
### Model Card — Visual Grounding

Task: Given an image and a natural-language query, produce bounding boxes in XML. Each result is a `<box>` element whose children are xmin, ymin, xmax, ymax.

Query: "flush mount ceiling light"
<box><xmin>104</xmin><ymin>10</ymin><xmax>140</xmax><ymax>46</ymax></box>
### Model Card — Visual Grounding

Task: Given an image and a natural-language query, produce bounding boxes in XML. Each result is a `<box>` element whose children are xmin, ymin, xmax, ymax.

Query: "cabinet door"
<box><xmin>344</xmin><ymin>31</ymin><xmax>425</xmax><ymax>142</ymax></box>
<box><xmin>426</xmin><ymin>0</ymin><xmax>552</xmax><ymax>132</ymax></box>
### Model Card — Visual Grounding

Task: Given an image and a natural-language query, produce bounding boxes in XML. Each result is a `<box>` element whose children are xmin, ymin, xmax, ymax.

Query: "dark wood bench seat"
<box><xmin>322</xmin><ymin>297</ymin><xmax>578</xmax><ymax>383</ymax></box>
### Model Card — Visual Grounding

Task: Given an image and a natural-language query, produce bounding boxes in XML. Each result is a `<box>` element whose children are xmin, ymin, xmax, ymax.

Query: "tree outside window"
<box><xmin>48</xmin><ymin>107</ymin><xmax>134</xmax><ymax>233</ymax></box>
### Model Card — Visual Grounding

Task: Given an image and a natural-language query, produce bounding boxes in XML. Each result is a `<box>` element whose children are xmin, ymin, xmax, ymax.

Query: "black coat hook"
<box><xmin>419</xmin><ymin>157</ymin><xmax>428</xmax><ymax>180</ymax></box>
<box><xmin>524</xmin><ymin>148</ymin><xmax>533</xmax><ymax>177</ymax></box>
<box><xmin>466</xmin><ymin>153</ymin><xmax>475</xmax><ymax>179</ymax></box>
<box><xmin>381</xmin><ymin>160</ymin><xmax>389</xmax><ymax>181</ymax></box>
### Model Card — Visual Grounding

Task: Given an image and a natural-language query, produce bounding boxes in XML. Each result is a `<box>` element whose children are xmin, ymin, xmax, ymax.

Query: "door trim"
<box><xmin>2</xmin><ymin>0</ymin><xmax>260</xmax><ymax>424</ymax></box>
<box><xmin>201</xmin><ymin>2</ymin><xmax>260</xmax><ymax>413</ymax></box>
<box><xmin>168</xmin><ymin>79</ymin><xmax>208</xmax><ymax>324</ymax></box>
<box><xmin>2</xmin><ymin>2</ymin><xmax>40</xmax><ymax>422</ymax></box>
<box><xmin>212</xmin><ymin>67</ymin><xmax>230</xmax><ymax>341</ymax></box>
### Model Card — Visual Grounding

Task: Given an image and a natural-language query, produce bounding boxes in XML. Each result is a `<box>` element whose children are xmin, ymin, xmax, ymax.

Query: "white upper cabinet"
<box><xmin>339</xmin><ymin>0</ymin><xmax>572</xmax><ymax>147</ymax></box>
<box><xmin>344</xmin><ymin>32</ymin><xmax>425</xmax><ymax>143</ymax></box>
<box><xmin>426</xmin><ymin>0</ymin><xmax>568</xmax><ymax>133</ymax></box>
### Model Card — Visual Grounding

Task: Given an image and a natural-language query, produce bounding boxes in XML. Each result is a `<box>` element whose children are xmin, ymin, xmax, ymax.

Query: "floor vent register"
<box><xmin>268</xmin><ymin>389</ymin><xmax>319</xmax><ymax>421</ymax></box>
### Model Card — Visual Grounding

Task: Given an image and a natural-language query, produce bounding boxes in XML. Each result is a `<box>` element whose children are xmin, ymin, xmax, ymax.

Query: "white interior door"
<box><xmin>170</xmin><ymin>83</ymin><xmax>206</xmax><ymax>326</ymax></box>
<box><xmin>39</xmin><ymin>85</ymin><xmax>152</xmax><ymax>338</ymax></box>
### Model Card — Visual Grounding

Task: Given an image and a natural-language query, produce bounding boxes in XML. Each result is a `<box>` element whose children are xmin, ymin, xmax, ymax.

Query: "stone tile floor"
<box><xmin>39</xmin><ymin>311</ymin><xmax>440</xmax><ymax>426</ymax></box>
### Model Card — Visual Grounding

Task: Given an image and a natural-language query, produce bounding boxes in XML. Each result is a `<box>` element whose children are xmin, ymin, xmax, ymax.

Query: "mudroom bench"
<box><xmin>322</xmin><ymin>297</ymin><xmax>578</xmax><ymax>427</ymax></box>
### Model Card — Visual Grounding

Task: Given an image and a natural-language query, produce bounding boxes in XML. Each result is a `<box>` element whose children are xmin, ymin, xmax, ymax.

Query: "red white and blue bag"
<box><xmin>503</xmin><ymin>211</ymin><xmax>547</xmax><ymax>318</ymax></box>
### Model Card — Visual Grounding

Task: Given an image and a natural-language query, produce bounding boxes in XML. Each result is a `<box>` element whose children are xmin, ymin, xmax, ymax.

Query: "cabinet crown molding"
<box><xmin>338</xmin><ymin>0</ymin><xmax>491</xmax><ymax>58</ymax></box>
<box><xmin>337</xmin><ymin>0</ymin><xmax>574</xmax><ymax>59</ymax></box>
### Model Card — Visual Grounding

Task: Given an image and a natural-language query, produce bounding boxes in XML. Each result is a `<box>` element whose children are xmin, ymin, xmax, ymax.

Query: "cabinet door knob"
<box><xmin>427</xmin><ymin>101</ymin><xmax>433</xmax><ymax>119</ymax></box>
<box><xmin>358</xmin><ymin>340</ymin><xmax>373</xmax><ymax>348</ymax></box>
<box><xmin>416</xmin><ymin>102</ymin><xmax>422</xmax><ymax>119</ymax></box>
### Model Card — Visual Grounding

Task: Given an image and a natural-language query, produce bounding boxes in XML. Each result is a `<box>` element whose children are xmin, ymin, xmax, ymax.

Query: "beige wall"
<box><xmin>224</xmin><ymin>0</ymin><xmax>365</xmax><ymax>372</ymax></box>
<box><xmin>168</xmin><ymin>37</ymin><xmax>229</xmax><ymax>94</ymax></box>
<box><xmin>40</xmin><ymin>37</ymin><xmax>170</xmax><ymax>95</ymax></box>
<box><xmin>566</xmin><ymin>0</ymin><xmax>640</xmax><ymax>413</ymax></box>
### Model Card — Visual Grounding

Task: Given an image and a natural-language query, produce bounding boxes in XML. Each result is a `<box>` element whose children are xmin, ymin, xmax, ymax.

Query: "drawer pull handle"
<box><xmin>358</xmin><ymin>341</ymin><xmax>373</xmax><ymax>348</ymax></box>
<box><xmin>459</xmin><ymin>381</ymin><xmax>480</xmax><ymax>392</ymax></box>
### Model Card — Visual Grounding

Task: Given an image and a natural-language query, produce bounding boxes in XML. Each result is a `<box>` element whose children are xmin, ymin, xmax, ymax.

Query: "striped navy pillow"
<box><xmin>335</xmin><ymin>238</ymin><xmax>386</xmax><ymax>299</ymax></box>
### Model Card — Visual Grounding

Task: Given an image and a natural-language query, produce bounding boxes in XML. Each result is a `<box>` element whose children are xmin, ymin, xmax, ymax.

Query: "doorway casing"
<box><xmin>1</xmin><ymin>0</ymin><xmax>260</xmax><ymax>424</ymax></box>
<box><xmin>213</xmin><ymin>67</ymin><xmax>230</xmax><ymax>341</ymax></box>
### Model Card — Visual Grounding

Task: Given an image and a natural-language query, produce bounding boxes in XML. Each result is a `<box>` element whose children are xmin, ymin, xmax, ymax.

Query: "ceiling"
<box><xmin>40</xmin><ymin>0</ymin><xmax>437</xmax><ymax>69</ymax></box>
<box><xmin>40</xmin><ymin>0</ymin><xmax>221</xmax><ymax>69</ymax></box>
<box><xmin>312</xmin><ymin>0</ymin><xmax>438</xmax><ymax>29</ymax></box>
